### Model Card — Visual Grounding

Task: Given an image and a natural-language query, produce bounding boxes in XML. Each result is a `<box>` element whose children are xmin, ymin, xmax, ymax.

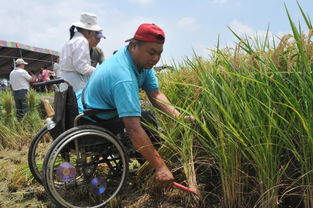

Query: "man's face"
<box><xmin>91</xmin><ymin>37</ymin><xmax>101</xmax><ymax>48</ymax></box>
<box><xmin>131</xmin><ymin>41</ymin><xmax>163</xmax><ymax>69</ymax></box>
<box><xmin>88</xmin><ymin>31</ymin><xmax>100</xmax><ymax>48</ymax></box>
<box><xmin>18</xmin><ymin>64</ymin><xmax>25</xmax><ymax>69</ymax></box>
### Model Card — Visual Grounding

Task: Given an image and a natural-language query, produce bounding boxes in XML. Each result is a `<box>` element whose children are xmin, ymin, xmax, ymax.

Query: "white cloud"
<box><xmin>227</xmin><ymin>20</ymin><xmax>290</xmax><ymax>49</ymax></box>
<box><xmin>0</xmin><ymin>0</ymin><xmax>173</xmax><ymax>62</ymax></box>
<box><xmin>228</xmin><ymin>20</ymin><xmax>277</xmax><ymax>38</ymax></box>
<box><xmin>177</xmin><ymin>17</ymin><xmax>200</xmax><ymax>31</ymax></box>
<box><xmin>0</xmin><ymin>0</ymin><xmax>106</xmax><ymax>52</ymax></box>
<box><xmin>98</xmin><ymin>16</ymin><xmax>158</xmax><ymax>56</ymax></box>
<box><xmin>192</xmin><ymin>43</ymin><xmax>211</xmax><ymax>58</ymax></box>
<box><xmin>128</xmin><ymin>0</ymin><xmax>153</xmax><ymax>5</ymax></box>
<box><xmin>213</xmin><ymin>0</ymin><xmax>230</xmax><ymax>4</ymax></box>
<box><xmin>228</xmin><ymin>20</ymin><xmax>255</xmax><ymax>36</ymax></box>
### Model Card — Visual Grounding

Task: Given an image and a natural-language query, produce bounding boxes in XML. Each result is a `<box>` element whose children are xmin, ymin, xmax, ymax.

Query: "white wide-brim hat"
<box><xmin>72</xmin><ymin>12</ymin><xmax>102</xmax><ymax>31</ymax></box>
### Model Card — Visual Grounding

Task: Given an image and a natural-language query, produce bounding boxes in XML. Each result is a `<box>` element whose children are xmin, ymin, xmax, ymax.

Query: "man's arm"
<box><xmin>24</xmin><ymin>71</ymin><xmax>36</xmax><ymax>83</ymax></box>
<box><xmin>146</xmin><ymin>89</ymin><xmax>181</xmax><ymax>118</ymax></box>
<box><xmin>98</xmin><ymin>47</ymin><xmax>105</xmax><ymax>65</ymax></box>
<box><xmin>30</xmin><ymin>74</ymin><xmax>36</xmax><ymax>82</ymax></box>
<box><xmin>72</xmin><ymin>39</ymin><xmax>95</xmax><ymax>75</ymax></box>
<box><xmin>122</xmin><ymin>116</ymin><xmax>174</xmax><ymax>186</ymax></box>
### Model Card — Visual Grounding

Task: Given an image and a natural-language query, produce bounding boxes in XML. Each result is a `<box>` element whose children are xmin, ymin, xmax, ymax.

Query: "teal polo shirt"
<box><xmin>76</xmin><ymin>46</ymin><xmax>159</xmax><ymax>120</ymax></box>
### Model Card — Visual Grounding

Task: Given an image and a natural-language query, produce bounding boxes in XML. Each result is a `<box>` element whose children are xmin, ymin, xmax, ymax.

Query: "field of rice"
<box><xmin>0</xmin><ymin>4</ymin><xmax>312</xmax><ymax>208</ymax></box>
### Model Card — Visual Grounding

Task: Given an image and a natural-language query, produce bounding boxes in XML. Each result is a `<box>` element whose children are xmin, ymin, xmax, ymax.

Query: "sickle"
<box><xmin>172</xmin><ymin>182</ymin><xmax>197</xmax><ymax>194</ymax></box>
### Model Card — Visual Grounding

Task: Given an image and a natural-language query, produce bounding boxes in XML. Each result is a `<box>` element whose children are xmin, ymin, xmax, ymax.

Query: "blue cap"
<box><xmin>96</xmin><ymin>31</ymin><xmax>106</xmax><ymax>39</ymax></box>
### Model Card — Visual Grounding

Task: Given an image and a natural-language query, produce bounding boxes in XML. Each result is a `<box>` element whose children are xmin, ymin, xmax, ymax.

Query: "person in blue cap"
<box><xmin>90</xmin><ymin>46</ymin><xmax>105</xmax><ymax>68</ymax></box>
<box><xmin>59</xmin><ymin>12</ymin><xmax>105</xmax><ymax>92</ymax></box>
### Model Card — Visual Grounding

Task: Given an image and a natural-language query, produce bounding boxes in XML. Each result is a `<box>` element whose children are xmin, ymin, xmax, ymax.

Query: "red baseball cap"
<box><xmin>125</xmin><ymin>23</ymin><xmax>165</xmax><ymax>44</ymax></box>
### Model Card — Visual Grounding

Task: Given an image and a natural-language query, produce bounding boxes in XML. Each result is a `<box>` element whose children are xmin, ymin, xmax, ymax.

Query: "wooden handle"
<box><xmin>42</xmin><ymin>99</ymin><xmax>55</xmax><ymax>117</ymax></box>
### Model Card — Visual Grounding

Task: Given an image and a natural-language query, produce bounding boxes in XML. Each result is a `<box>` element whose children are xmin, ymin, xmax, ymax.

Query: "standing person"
<box><xmin>53</xmin><ymin>56</ymin><xmax>60</xmax><ymax>78</ymax></box>
<box><xmin>90</xmin><ymin>30</ymin><xmax>105</xmax><ymax>68</ymax></box>
<box><xmin>39</xmin><ymin>67</ymin><xmax>53</xmax><ymax>82</ymax></box>
<box><xmin>38</xmin><ymin>67</ymin><xmax>53</xmax><ymax>92</ymax></box>
<box><xmin>59</xmin><ymin>12</ymin><xmax>104</xmax><ymax>92</ymax></box>
<box><xmin>9</xmin><ymin>58</ymin><xmax>36</xmax><ymax>119</ymax></box>
<box><xmin>90</xmin><ymin>46</ymin><xmax>105</xmax><ymax>67</ymax></box>
<box><xmin>76</xmin><ymin>23</ymin><xmax>194</xmax><ymax>187</ymax></box>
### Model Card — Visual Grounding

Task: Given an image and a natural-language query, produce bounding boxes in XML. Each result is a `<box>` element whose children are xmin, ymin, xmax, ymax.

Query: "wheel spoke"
<box><xmin>43</xmin><ymin>127</ymin><xmax>128</xmax><ymax>207</ymax></box>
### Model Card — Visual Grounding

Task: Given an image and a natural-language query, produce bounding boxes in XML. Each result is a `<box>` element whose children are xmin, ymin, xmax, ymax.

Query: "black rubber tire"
<box><xmin>27</xmin><ymin>126</ymin><xmax>51</xmax><ymax>184</ymax></box>
<box><xmin>42</xmin><ymin>125</ymin><xmax>129</xmax><ymax>208</ymax></box>
<box><xmin>28</xmin><ymin>126</ymin><xmax>82</xmax><ymax>184</ymax></box>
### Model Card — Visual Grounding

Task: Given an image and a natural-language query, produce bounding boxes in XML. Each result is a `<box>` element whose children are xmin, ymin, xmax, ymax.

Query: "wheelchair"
<box><xmin>28</xmin><ymin>79</ymin><xmax>141</xmax><ymax>207</ymax></box>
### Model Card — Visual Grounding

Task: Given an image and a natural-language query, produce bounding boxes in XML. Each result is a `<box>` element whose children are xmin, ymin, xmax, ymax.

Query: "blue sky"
<box><xmin>0</xmin><ymin>0</ymin><xmax>312</xmax><ymax>65</ymax></box>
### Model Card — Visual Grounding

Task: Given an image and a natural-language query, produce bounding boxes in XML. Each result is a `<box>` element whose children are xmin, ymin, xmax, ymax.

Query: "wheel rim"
<box><xmin>44</xmin><ymin>129</ymin><xmax>128</xmax><ymax>208</ymax></box>
<box><xmin>29</xmin><ymin>127</ymin><xmax>53</xmax><ymax>183</ymax></box>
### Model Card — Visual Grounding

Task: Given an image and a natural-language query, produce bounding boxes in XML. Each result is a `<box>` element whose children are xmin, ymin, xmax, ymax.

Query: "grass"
<box><xmin>0</xmin><ymin>89</ymin><xmax>45</xmax><ymax>149</ymax></box>
<box><xmin>1</xmin><ymin>3</ymin><xmax>313</xmax><ymax>208</ymax></box>
<box><xmin>154</xmin><ymin>3</ymin><xmax>313</xmax><ymax>208</ymax></box>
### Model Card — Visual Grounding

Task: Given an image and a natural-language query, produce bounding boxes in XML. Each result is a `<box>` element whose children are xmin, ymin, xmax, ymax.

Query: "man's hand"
<box><xmin>30</xmin><ymin>74</ymin><xmax>36</xmax><ymax>83</ymax></box>
<box><xmin>155</xmin><ymin>165</ymin><xmax>174</xmax><ymax>187</ymax></box>
<box><xmin>123</xmin><ymin>116</ymin><xmax>174</xmax><ymax>187</ymax></box>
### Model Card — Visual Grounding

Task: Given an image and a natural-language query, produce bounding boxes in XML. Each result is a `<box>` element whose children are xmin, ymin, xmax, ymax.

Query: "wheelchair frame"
<box><xmin>28</xmin><ymin>79</ymin><xmax>132</xmax><ymax>208</ymax></box>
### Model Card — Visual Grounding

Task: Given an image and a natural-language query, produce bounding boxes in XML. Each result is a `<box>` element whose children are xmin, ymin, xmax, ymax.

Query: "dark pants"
<box><xmin>79</xmin><ymin>111</ymin><xmax>161</xmax><ymax>158</ymax></box>
<box><xmin>13</xmin><ymin>89</ymin><xmax>28</xmax><ymax>119</ymax></box>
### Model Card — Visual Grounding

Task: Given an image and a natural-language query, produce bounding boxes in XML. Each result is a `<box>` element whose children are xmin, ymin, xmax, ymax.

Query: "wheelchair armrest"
<box><xmin>83</xmin><ymin>108</ymin><xmax>115</xmax><ymax>116</ymax></box>
<box><xmin>32</xmin><ymin>79</ymin><xmax>65</xmax><ymax>87</ymax></box>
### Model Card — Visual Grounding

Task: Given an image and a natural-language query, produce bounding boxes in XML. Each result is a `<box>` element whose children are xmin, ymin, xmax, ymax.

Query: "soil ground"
<box><xmin>0</xmin><ymin>145</ymin><xmax>189</xmax><ymax>208</ymax></box>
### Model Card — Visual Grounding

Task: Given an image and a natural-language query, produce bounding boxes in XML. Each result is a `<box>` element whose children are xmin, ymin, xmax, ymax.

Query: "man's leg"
<box><xmin>13</xmin><ymin>91</ymin><xmax>22</xmax><ymax>119</ymax></box>
<box><xmin>20</xmin><ymin>90</ymin><xmax>28</xmax><ymax>117</ymax></box>
<box><xmin>13</xmin><ymin>90</ymin><xmax>28</xmax><ymax>119</ymax></box>
<box><xmin>78</xmin><ymin>112</ymin><xmax>161</xmax><ymax>162</ymax></box>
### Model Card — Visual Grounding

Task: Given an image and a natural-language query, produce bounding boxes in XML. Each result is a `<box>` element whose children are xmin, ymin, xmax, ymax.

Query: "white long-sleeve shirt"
<box><xmin>59</xmin><ymin>31</ymin><xmax>95</xmax><ymax>92</ymax></box>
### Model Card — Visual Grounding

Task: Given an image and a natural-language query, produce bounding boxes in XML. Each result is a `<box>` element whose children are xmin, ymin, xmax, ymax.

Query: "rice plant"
<box><xmin>0</xmin><ymin>90</ymin><xmax>20</xmax><ymax>149</ymax></box>
<box><xmin>283</xmin><ymin>4</ymin><xmax>313</xmax><ymax>207</ymax></box>
<box><xmin>0</xmin><ymin>89</ymin><xmax>44</xmax><ymax>149</ymax></box>
<box><xmin>155</xmin><ymin>4</ymin><xmax>313</xmax><ymax>207</ymax></box>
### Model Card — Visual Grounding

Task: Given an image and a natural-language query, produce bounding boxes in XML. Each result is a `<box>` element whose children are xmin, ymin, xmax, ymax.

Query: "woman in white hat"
<box><xmin>59</xmin><ymin>12</ymin><xmax>105</xmax><ymax>92</ymax></box>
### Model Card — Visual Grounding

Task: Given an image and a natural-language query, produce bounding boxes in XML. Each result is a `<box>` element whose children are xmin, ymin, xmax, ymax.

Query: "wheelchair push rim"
<box><xmin>43</xmin><ymin>127</ymin><xmax>128</xmax><ymax>208</ymax></box>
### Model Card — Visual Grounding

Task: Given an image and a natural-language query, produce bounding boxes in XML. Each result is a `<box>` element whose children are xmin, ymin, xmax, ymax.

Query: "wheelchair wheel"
<box><xmin>28</xmin><ymin>126</ymin><xmax>54</xmax><ymax>184</ymax></box>
<box><xmin>42</xmin><ymin>125</ymin><xmax>129</xmax><ymax>208</ymax></box>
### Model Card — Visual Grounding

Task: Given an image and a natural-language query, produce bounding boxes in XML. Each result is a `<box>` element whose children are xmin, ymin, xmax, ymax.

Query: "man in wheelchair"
<box><xmin>76</xmin><ymin>23</ymin><xmax>191</xmax><ymax>188</ymax></box>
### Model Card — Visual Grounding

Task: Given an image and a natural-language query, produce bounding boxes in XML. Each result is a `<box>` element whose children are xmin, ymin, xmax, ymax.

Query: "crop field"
<box><xmin>0</xmin><ymin>5</ymin><xmax>313</xmax><ymax>208</ymax></box>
